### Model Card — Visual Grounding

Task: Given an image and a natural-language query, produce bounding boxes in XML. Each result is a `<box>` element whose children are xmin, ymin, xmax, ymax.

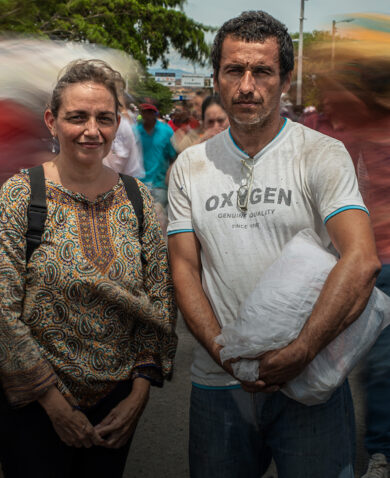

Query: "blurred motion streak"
<box><xmin>305</xmin><ymin>12</ymin><xmax>390</xmax><ymax>261</ymax></box>
<box><xmin>0</xmin><ymin>36</ymin><xmax>140</xmax><ymax>185</ymax></box>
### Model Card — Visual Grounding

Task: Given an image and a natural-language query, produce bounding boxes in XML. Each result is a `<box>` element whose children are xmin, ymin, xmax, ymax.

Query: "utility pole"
<box><xmin>331</xmin><ymin>18</ymin><xmax>354</xmax><ymax>69</ymax></box>
<box><xmin>296</xmin><ymin>0</ymin><xmax>307</xmax><ymax>106</ymax></box>
<box><xmin>331</xmin><ymin>20</ymin><xmax>337</xmax><ymax>70</ymax></box>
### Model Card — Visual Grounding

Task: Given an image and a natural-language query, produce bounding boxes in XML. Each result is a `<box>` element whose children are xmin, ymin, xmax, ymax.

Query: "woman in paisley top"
<box><xmin>0</xmin><ymin>60</ymin><xmax>177</xmax><ymax>478</ymax></box>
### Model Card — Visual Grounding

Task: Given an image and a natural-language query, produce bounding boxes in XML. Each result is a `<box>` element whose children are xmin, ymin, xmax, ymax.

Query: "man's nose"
<box><xmin>238</xmin><ymin>71</ymin><xmax>256</xmax><ymax>95</ymax></box>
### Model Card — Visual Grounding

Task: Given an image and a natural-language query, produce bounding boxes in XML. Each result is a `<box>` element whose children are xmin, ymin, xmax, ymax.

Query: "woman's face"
<box><xmin>45</xmin><ymin>81</ymin><xmax>119</xmax><ymax>165</ymax></box>
<box><xmin>203</xmin><ymin>103</ymin><xmax>229</xmax><ymax>131</ymax></box>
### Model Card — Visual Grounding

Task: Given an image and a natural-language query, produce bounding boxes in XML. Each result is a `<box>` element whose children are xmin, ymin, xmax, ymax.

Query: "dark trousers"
<box><xmin>364</xmin><ymin>265</ymin><xmax>390</xmax><ymax>460</ymax></box>
<box><xmin>0</xmin><ymin>381</ymin><xmax>133</xmax><ymax>478</ymax></box>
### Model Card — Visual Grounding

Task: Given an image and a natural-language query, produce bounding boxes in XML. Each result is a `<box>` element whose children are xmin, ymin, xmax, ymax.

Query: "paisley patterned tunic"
<box><xmin>0</xmin><ymin>171</ymin><xmax>177</xmax><ymax>408</ymax></box>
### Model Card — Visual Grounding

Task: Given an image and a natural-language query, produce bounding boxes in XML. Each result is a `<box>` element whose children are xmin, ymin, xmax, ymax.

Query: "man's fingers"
<box><xmin>240</xmin><ymin>380</ymin><xmax>280</xmax><ymax>394</ymax></box>
<box><xmin>261</xmin><ymin>385</ymin><xmax>280</xmax><ymax>393</ymax></box>
<box><xmin>228</xmin><ymin>356</ymin><xmax>241</xmax><ymax>364</ymax></box>
<box><xmin>241</xmin><ymin>379</ymin><xmax>266</xmax><ymax>388</ymax></box>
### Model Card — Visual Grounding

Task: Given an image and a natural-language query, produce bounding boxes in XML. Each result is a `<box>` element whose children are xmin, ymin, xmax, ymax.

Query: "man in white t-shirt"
<box><xmin>167</xmin><ymin>11</ymin><xmax>381</xmax><ymax>478</ymax></box>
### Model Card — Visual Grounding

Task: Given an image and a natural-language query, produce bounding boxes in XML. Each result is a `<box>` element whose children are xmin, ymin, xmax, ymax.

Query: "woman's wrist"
<box><xmin>38</xmin><ymin>385</ymin><xmax>70</xmax><ymax>414</ymax></box>
<box><xmin>130</xmin><ymin>377</ymin><xmax>151</xmax><ymax>399</ymax></box>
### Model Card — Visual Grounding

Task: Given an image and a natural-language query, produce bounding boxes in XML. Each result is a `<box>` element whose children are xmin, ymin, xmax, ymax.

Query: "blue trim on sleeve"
<box><xmin>192</xmin><ymin>382</ymin><xmax>242</xmax><ymax>391</ymax></box>
<box><xmin>167</xmin><ymin>229</ymin><xmax>195</xmax><ymax>236</ymax></box>
<box><xmin>324</xmin><ymin>205</ymin><xmax>369</xmax><ymax>224</ymax></box>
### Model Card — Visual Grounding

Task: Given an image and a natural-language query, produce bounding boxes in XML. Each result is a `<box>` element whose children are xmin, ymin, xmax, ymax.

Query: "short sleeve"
<box><xmin>306</xmin><ymin>140</ymin><xmax>368</xmax><ymax>224</ymax></box>
<box><xmin>167</xmin><ymin>153</ymin><xmax>194</xmax><ymax>235</ymax></box>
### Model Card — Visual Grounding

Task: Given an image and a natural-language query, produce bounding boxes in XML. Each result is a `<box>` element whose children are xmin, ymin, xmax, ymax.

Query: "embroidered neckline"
<box><xmin>44</xmin><ymin>177</ymin><xmax>123</xmax><ymax>204</ymax></box>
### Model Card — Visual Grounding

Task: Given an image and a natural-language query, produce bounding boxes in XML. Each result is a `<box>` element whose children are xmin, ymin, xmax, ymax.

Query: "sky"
<box><xmin>158</xmin><ymin>0</ymin><xmax>389</xmax><ymax>73</ymax></box>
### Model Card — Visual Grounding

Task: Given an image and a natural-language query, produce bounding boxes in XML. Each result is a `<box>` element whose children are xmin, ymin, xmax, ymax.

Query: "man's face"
<box><xmin>191</xmin><ymin>95</ymin><xmax>204</xmax><ymax>120</ymax></box>
<box><xmin>214</xmin><ymin>36</ymin><xmax>291</xmax><ymax>127</ymax></box>
<box><xmin>174</xmin><ymin>104</ymin><xmax>190</xmax><ymax>124</ymax></box>
<box><xmin>141</xmin><ymin>109</ymin><xmax>156</xmax><ymax>125</ymax></box>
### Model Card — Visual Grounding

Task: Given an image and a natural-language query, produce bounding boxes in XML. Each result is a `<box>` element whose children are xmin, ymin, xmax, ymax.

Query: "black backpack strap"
<box><xmin>119</xmin><ymin>174</ymin><xmax>144</xmax><ymax>237</ymax></box>
<box><xmin>26</xmin><ymin>165</ymin><xmax>47</xmax><ymax>263</ymax></box>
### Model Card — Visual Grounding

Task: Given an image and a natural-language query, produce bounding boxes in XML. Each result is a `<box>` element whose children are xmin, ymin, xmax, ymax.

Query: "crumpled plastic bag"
<box><xmin>215</xmin><ymin>228</ymin><xmax>390</xmax><ymax>406</ymax></box>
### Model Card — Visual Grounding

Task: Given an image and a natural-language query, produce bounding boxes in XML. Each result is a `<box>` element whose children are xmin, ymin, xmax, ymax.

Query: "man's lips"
<box><xmin>233</xmin><ymin>101</ymin><xmax>261</xmax><ymax>106</ymax></box>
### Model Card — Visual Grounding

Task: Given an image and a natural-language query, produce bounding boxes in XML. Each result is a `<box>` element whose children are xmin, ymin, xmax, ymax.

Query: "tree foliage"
<box><xmin>133</xmin><ymin>73</ymin><xmax>173</xmax><ymax>114</ymax></box>
<box><xmin>0</xmin><ymin>0</ymin><xmax>212</xmax><ymax>68</ymax></box>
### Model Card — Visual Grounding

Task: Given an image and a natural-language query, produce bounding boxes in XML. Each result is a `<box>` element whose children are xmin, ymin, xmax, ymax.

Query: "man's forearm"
<box><xmin>257</xmin><ymin>249</ymin><xmax>381</xmax><ymax>387</ymax></box>
<box><xmin>172</xmin><ymin>265</ymin><xmax>223</xmax><ymax>365</ymax></box>
<box><xmin>296</xmin><ymin>252</ymin><xmax>381</xmax><ymax>360</ymax></box>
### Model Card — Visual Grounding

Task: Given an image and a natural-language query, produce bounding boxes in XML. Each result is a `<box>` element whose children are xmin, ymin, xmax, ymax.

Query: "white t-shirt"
<box><xmin>167</xmin><ymin>118</ymin><xmax>368</xmax><ymax>387</ymax></box>
<box><xmin>103</xmin><ymin>115</ymin><xmax>145</xmax><ymax>178</ymax></box>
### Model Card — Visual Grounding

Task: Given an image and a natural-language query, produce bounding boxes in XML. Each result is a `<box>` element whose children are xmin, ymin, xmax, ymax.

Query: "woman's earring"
<box><xmin>51</xmin><ymin>136</ymin><xmax>57</xmax><ymax>153</ymax></box>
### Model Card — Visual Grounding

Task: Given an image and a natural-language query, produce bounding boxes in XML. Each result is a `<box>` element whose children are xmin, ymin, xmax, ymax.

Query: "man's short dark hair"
<box><xmin>212</xmin><ymin>11</ymin><xmax>294</xmax><ymax>82</ymax></box>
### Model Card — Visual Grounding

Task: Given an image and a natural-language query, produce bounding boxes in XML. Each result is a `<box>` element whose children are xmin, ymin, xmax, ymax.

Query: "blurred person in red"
<box><xmin>0</xmin><ymin>98</ymin><xmax>52</xmax><ymax>185</ymax></box>
<box><xmin>306</xmin><ymin>55</ymin><xmax>390</xmax><ymax>478</ymax></box>
<box><xmin>168</xmin><ymin>100</ymin><xmax>200</xmax><ymax>132</ymax></box>
<box><xmin>302</xmin><ymin>77</ymin><xmax>367</xmax><ymax>161</ymax></box>
<box><xmin>352</xmin><ymin>58</ymin><xmax>390</xmax><ymax>478</ymax></box>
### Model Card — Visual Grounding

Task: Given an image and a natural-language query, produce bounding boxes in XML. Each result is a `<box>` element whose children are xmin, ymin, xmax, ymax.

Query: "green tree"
<box><xmin>291</xmin><ymin>30</ymin><xmax>333</xmax><ymax>52</ymax></box>
<box><xmin>289</xmin><ymin>30</ymin><xmax>345</xmax><ymax>107</ymax></box>
<box><xmin>0</xmin><ymin>0</ymin><xmax>212</xmax><ymax>68</ymax></box>
<box><xmin>133</xmin><ymin>73</ymin><xmax>173</xmax><ymax>114</ymax></box>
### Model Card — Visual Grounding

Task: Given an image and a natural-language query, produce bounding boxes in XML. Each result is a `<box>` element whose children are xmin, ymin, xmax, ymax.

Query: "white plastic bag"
<box><xmin>215</xmin><ymin>229</ymin><xmax>390</xmax><ymax>406</ymax></box>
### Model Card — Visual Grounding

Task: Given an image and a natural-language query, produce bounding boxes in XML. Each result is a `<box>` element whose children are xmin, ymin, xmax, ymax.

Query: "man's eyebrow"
<box><xmin>222</xmin><ymin>62</ymin><xmax>274</xmax><ymax>71</ymax></box>
<box><xmin>65</xmin><ymin>110</ymin><xmax>86</xmax><ymax>115</ymax></box>
<box><xmin>222</xmin><ymin>62</ymin><xmax>245</xmax><ymax>68</ymax></box>
<box><xmin>252</xmin><ymin>65</ymin><xmax>274</xmax><ymax>72</ymax></box>
<box><xmin>65</xmin><ymin>110</ymin><xmax>116</xmax><ymax>115</ymax></box>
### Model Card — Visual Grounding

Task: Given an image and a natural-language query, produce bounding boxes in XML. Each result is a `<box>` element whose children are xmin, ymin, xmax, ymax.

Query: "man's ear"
<box><xmin>44</xmin><ymin>109</ymin><xmax>56</xmax><ymax>137</ymax></box>
<box><xmin>213</xmin><ymin>72</ymin><xmax>219</xmax><ymax>94</ymax></box>
<box><xmin>282</xmin><ymin>71</ymin><xmax>293</xmax><ymax>94</ymax></box>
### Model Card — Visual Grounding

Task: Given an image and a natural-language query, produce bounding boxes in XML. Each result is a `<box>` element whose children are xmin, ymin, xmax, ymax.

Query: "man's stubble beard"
<box><xmin>230</xmin><ymin>108</ymin><xmax>273</xmax><ymax>129</ymax></box>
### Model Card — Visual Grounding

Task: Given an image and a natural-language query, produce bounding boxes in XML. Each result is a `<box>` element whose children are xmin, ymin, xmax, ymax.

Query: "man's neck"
<box><xmin>229</xmin><ymin>116</ymin><xmax>285</xmax><ymax>158</ymax></box>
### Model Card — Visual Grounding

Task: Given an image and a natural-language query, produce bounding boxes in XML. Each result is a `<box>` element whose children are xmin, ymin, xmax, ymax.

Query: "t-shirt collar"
<box><xmin>227</xmin><ymin>117</ymin><xmax>288</xmax><ymax>160</ymax></box>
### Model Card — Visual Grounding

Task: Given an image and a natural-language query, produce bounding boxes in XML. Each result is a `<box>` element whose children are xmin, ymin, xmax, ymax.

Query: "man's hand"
<box><xmin>39</xmin><ymin>386</ymin><xmax>104</xmax><ymax>448</ymax></box>
<box><xmin>94</xmin><ymin>378</ymin><xmax>150</xmax><ymax>449</ymax></box>
<box><xmin>257</xmin><ymin>339</ymin><xmax>311</xmax><ymax>386</ymax></box>
<box><xmin>221</xmin><ymin>339</ymin><xmax>311</xmax><ymax>394</ymax></box>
